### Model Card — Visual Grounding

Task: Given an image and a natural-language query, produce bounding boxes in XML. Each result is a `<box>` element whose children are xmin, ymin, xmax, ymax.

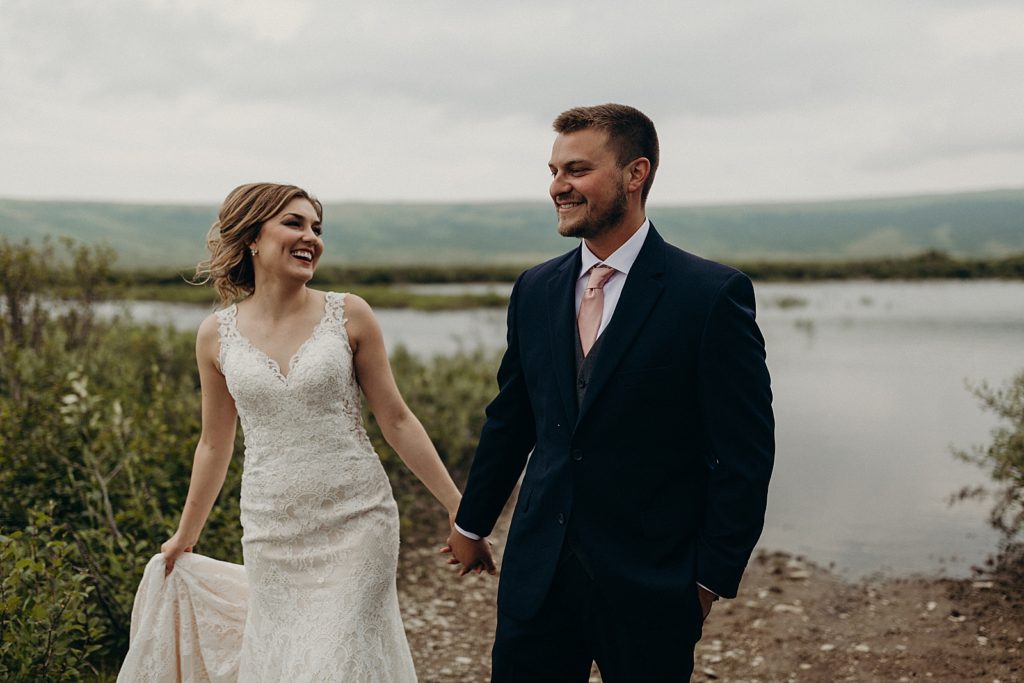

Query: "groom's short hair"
<box><xmin>552</xmin><ymin>103</ymin><xmax>659</xmax><ymax>204</ymax></box>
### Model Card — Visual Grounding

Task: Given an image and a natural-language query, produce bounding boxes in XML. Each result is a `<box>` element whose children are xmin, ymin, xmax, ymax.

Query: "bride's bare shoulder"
<box><xmin>335</xmin><ymin>293</ymin><xmax>379</xmax><ymax>353</ymax></box>
<box><xmin>195</xmin><ymin>312</ymin><xmax>226</xmax><ymax>357</ymax></box>
<box><xmin>197</xmin><ymin>311</ymin><xmax>224</xmax><ymax>337</ymax></box>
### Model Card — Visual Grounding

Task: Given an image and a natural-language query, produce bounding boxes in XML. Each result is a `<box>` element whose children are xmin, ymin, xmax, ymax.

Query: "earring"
<box><xmin>250</xmin><ymin>246</ymin><xmax>259</xmax><ymax>256</ymax></box>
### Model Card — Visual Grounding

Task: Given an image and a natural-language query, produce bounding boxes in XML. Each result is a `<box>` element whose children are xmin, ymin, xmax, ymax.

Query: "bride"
<box><xmin>118</xmin><ymin>183</ymin><xmax>468</xmax><ymax>681</ymax></box>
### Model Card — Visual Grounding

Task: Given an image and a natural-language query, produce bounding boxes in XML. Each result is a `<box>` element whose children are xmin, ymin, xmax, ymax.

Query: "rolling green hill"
<box><xmin>1</xmin><ymin>188</ymin><xmax>1021</xmax><ymax>267</ymax></box>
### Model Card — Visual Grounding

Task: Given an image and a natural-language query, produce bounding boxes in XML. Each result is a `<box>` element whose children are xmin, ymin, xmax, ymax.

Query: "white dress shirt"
<box><xmin>574</xmin><ymin>219</ymin><xmax>650</xmax><ymax>336</ymax></box>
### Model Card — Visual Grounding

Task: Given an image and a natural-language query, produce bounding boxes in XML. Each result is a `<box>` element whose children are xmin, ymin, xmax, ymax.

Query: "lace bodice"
<box><xmin>215</xmin><ymin>291</ymin><xmax>373</xmax><ymax>458</ymax></box>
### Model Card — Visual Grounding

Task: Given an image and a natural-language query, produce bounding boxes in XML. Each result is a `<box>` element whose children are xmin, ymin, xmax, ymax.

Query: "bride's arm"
<box><xmin>162</xmin><ymin>314</ymin><xmax>238</xmax><ymax>574</ymax></box>
<box><xmin>345</xmin><ymin>295</ymin><xmax>463</xmax><ymax>521</ymax></box>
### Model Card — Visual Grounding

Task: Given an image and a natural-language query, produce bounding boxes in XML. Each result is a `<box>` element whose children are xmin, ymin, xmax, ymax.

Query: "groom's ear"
<box><xmin>624</xmin><ymin>158</ymin><xmax>651</xmax><ymax>195</ymax></box>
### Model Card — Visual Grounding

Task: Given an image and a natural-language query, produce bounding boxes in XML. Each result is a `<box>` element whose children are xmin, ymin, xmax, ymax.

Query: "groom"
<box><xmin>447</xmin><ymin>103</ymin><xmax>774</xmax><ymax>681</ymax></box>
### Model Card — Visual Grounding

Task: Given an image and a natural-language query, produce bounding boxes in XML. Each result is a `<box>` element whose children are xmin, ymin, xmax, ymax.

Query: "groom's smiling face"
<box><xmin>548</xmin><ymin>128</ymin><xmax>629</xmax><ymax>240</ymax></box>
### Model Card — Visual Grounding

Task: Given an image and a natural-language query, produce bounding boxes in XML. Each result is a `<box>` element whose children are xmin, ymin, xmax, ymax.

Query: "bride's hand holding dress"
<box><xmin>159</xmin><ymin>533</ymin><xmax>192</xmax><ymax>575</ymax></box>
<box><xmin>119</xmin><ymin>184</ymin><xmax>463</xmax><ymax>682</ymax></box>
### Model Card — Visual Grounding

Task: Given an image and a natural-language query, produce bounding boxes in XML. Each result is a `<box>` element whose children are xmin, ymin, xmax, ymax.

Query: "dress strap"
<box><xmin>323</xmin><ymin>291</ymin><xmax>348</xmax><ymax>327</ymax></box>
<box><xmin>322</xmin><ymin>292</ymin><xmax>353</xmax><ymax>352</ymax></box>
<box><xmin>215</xmin><ymin>303</ymin><xmax>241</xmax><ymax>342</ymax></box>
<box><xmin>214</xmin><ymin>304</ymin><xmax>241</xmax><ymax>372</ymax></box>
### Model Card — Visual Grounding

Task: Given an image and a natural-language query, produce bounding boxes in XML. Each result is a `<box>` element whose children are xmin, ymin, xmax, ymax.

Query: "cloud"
<box><xmin>1</xmin><ymin>0</ymin><xmax>1023</xmax><ymax>203</ymax></box>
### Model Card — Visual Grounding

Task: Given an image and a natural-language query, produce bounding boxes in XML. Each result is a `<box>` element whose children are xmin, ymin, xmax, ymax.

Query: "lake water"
<box><xmin>103</xmin><ymin>281</ymin><xmax>1024</xmax><ymax>578</ymax></box>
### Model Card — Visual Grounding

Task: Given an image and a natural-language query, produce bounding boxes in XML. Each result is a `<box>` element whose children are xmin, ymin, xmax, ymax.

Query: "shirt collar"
<box><xmin>578</xmin><ymin>218</ymin><xmax>650</xmax><ymax>278</ymax></box>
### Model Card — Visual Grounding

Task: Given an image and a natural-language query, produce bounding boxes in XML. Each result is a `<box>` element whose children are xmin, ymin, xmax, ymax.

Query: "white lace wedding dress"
<box><xmin>118</xmin><ymin>292</ymin><xmax>417</xmax><ymax>682</ymax></box>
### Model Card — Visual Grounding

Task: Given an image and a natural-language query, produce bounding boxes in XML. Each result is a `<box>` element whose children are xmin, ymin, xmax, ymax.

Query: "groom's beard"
<box><xmin>556</xmin><ymin>184</ymin><xmax>628</xmax><ymax>240</ymax></box>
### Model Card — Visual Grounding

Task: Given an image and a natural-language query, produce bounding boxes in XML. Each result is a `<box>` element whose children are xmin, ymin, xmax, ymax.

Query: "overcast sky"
<box><xmin>2</xmin><ymin>0</ymin><xmax>1023</xmax><ymax>206</ymax></box>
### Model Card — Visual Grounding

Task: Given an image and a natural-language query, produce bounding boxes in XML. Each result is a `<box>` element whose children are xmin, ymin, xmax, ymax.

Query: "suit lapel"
<box><xmin>547</xmin><ymin>250</ymin><xmax>582</xmax><ymax>427</ymax></box>
<box><xmin>575</xmin><ymin>227</ymin><xmax>666</xmax><ymax>430</ymax></box>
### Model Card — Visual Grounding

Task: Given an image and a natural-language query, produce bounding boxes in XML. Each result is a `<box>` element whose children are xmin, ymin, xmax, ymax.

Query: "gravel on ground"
<box><xmin>399</xmin><ymin>505</ymin><xmax>1023</xmax><ymax>682</ymax></box>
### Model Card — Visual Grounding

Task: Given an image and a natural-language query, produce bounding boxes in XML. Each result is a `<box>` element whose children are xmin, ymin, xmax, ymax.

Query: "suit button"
<box><xmin>571</xmin><ymin>449</ymin><xmax>583</xmax><ymax>462</ymax></box>
<box><xmin>557</xmin><ymin>513</ymin><xmax>565</xmax><ymax>525</ymax></box>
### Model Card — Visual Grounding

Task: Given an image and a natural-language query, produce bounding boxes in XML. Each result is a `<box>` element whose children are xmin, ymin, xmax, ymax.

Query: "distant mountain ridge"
<box><xmin>1</xmin><ymin>188</ymin><xmax>1021</xmax><ymax>267</ymax></box>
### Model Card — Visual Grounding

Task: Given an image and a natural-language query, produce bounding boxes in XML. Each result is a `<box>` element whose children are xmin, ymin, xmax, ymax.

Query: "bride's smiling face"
<box><xmin>250</xmin><ymin>198</ymin><xmax>324</xmax><ymax>282</ymax></box>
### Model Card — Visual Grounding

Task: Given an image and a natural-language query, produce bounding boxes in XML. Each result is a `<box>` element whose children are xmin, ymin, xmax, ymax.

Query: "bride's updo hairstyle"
<box><xmin>194</xmin><ymin>183</ymin><xmax>323</xmax><ymax>305</ymax></box>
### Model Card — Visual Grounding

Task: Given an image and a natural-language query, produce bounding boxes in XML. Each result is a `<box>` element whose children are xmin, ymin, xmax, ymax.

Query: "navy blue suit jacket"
<box><xmin>456</xmin><ymin>225</ymin><xmax>774</xmax><ymax>624</ymax></box>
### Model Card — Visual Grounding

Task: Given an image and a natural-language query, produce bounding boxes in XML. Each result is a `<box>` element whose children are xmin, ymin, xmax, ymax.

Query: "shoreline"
<box><xmin>397</xmin><ymin>503</ymin><xmax>1023</xmax><ymax>682</ymax></box>
<box><xmin>398</xmin><ymin>544</ymin><xmax>1023</xmax><ymax>683</ymax></box>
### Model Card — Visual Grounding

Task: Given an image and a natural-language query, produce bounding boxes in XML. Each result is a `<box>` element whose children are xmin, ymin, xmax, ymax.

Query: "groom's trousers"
<box><xmin>490</xmin><ymin>532</ymin><xmax>703</xmax><ymax>683</ymax></box>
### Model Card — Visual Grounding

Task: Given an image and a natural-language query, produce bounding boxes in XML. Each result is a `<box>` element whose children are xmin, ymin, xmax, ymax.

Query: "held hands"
<box><xmin>161</xmin><ymin>531</ymin><xmax>196</xmax><ymax>575</ymax></box>
<box><xmin>440</xmin><ymin>527</ymin><xmax>497</xmax><ymax>577</ymax></box>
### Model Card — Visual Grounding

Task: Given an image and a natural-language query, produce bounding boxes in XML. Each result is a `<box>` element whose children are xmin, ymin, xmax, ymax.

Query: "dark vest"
<box><xmin>565</xmin><ymin>327</ymin><xmax>606</xmax><ymax>577</ymax></box>
<box><xmin>574</xmin><ymin>328</ymin><xmax>605</xmax><ymax>407</ymax></box>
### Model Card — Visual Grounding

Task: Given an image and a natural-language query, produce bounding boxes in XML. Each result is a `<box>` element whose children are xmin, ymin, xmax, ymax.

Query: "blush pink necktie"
<box><xmin>577</xmin><ymin>265</ymin><xmax>616</xmax><ymax>357</ymax></box>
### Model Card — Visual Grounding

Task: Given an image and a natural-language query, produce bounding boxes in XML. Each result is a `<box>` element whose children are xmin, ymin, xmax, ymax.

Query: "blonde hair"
<box><xmin>193</xmin><ymin>183</ymin><xmax>323</xmax><ymax>305</ymax></box>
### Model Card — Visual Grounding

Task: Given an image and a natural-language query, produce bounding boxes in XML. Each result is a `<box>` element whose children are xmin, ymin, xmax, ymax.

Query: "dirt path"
<box><xmin>398</xmin><ymin>511</ymin><xmax>1023</xmax><ymax>682</ymax></box>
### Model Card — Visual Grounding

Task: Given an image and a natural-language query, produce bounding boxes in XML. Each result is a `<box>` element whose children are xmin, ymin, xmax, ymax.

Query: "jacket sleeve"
<box><xmin>455</xmin><ymin>273</ymin><xmax>538</xmax><ymax>537</ymax></box>
<box><xmin>695</xmin><ymin>272</ymin><xmax>775</xmax><ymax>598</ymax></box>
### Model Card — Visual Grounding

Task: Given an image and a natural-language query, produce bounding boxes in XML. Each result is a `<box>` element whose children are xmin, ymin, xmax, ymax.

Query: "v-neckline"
<box><xmin>230</xmin><ymin>293</ymin><xmax>331</xmax><ymax>383</ymax></box>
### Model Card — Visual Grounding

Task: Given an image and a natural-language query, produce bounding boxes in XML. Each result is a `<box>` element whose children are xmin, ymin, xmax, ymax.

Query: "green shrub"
<box><xmin>0</xmin><ymin>506</ymin><xmax>105</xmax><ymax>681</ymax></box>
<box><xmin>0</xmin><ymin>237</ymin><xmax>501</xmax><ymax>675</ymax></box>
<box><xmin>955</xmin><ymin>371</ymin><xmax>1024</xmax><ymax>546</ymax></box>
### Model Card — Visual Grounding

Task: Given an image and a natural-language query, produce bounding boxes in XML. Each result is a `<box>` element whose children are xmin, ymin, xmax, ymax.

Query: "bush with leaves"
<box><xmin>0</xmin><ymin>506</ymin><xmax>105</xmax><ymax>681</ymax></box>
<box><xmin>0</xmin><ymin>238</ymin><xmax>244</xmax><ymax>674</ymax></box>
<box><xmin>0</xmin><ymin>236</ymin><xmax>501</xmax><ymax>676</ymax></box>
<box><xmin>955</xmin><ymin>371</ymin><xmax>1024</xmax><ymax>574</ymax></box>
